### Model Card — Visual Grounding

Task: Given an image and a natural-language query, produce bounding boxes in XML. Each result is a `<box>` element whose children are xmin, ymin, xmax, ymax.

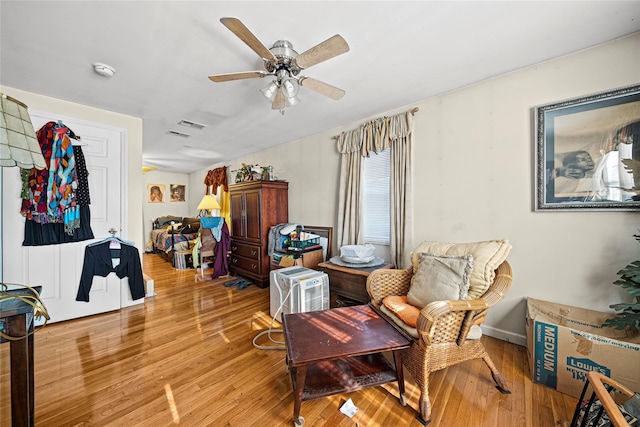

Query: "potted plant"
<box><xmin>602</xmin><ymin>233</ymin><xmax>640</xmax><ymax>332</ymax></box>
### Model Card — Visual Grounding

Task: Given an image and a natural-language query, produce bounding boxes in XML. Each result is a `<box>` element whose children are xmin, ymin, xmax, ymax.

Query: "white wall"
<box><xmin>192</xmin><ymin>33</ymin><xmax>640</xmax><ymax>345</ymax></box>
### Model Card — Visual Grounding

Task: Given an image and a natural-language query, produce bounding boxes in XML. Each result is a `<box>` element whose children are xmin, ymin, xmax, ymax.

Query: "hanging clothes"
<box><xmin>212</xmin><ymin>221</ymin><xmax>231</xmax><ymax>279</ymax></box>
<box><xmin>46</xmin><ymin>126</ymin><xmax>77</xmax><ymax>225</ymax></box>
<box><xmin>200</xmin><ymin>216</ymin><xmax>224</xmax><ymax>241</ymax></box>
<box><xmin>21</xmin><ymin>121</ymin><xmax>94</xmax><ymax>246</ymax></box>
<box><xmin>21</xmin><ymin>121</ymin><xmax>56</xmax><ymax>219</ymax></box>
<box><xmin>76</xmin><ymin>240</ymin><xmax>145</xmax><ymax>302</ymax></box>
<box><xmin>196</xmin><ymin>217</ymin><xmax>231</xmax><ymax>279</ymax></box>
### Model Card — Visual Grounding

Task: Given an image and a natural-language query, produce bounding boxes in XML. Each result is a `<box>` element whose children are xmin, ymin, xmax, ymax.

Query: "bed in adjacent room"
<box><xmin>150</xmin><ymin>216</ymin><xmax>201</xmax><ymax>266</ymax></box>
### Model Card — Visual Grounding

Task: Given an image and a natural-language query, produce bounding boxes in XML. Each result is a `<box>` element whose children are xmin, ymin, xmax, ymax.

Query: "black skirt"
<box><xmin>23</xmin><ymin>205</ymin><xmax>95</xmax><ymax>246</ymax></box>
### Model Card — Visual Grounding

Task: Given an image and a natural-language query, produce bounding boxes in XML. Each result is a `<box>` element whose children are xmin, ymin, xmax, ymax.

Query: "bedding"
<box><xmin>150</xmin><ymin>217</ymin><xmax>200</xmax><ymax>266</ymax></box>
<box><xmin>150</xmin><ymin>229</ymin><xmax>198</xmax><ymax>253</ymax></box>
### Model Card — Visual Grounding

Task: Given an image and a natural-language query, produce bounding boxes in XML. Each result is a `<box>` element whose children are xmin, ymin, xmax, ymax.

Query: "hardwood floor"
<box><xmin>1</xmin><ymin>253</ymin><xmax>578</xmax><ymax>426</ymax></box>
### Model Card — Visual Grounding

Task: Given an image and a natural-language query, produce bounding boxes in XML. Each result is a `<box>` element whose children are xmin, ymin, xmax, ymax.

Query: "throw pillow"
<box><xmin>407</xmin><ymin>253</ymin><xmax>474</xmax><ymax>308</ymax></box>
<box><xmin>155</xmin><ymin>215</ymin><xmax>182</xmax><ymax>229</ymax></box>
<box><xmin>410</xmin><ymin>240</ymin><xmax>512</xmax><ymax>300</ymax></box>
<box><xmin>382</xmin><ymin>295</ymin><xmax>420</xmax><ymax>327</ymax></box>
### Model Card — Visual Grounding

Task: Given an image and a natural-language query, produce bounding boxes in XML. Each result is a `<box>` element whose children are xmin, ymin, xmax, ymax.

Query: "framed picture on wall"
<box><xmin>535</xmin><ymin>84</ymin><xmax>640</xmax><ymax>211</ymax></box>
<box><xmin>170</xmin><ymin>184</ymin><xmax>186</xmax><ymax>202</ymax></box>
<box><xmin>147</xmin><ymin>184</ymin><xmax>165</xmax><ymax>203</ymax></box>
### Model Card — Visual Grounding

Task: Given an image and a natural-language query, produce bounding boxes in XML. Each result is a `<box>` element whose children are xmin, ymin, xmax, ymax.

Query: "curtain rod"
<box><xmin>332</xmin><ymin>107</ymin><xmax>419</xmax><ymax>140</ymax></box>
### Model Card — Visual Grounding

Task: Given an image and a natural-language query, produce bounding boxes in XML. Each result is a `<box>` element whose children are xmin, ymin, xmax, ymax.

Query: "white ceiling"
<box><xmin>2</xmin><ymin>1</ymin><xmax>639</xmax><ymax>174</ymax></box>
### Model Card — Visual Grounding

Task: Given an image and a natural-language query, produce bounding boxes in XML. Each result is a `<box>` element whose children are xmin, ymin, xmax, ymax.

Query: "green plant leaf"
<box><xmin>602</xmin><ymin>314</ymin><xmax>640</xmax><ymax>330</ymax></box>
<box><xmin>609</xmin><ymin>302</ymin><xmax>640</xmax><ymax>311</ymax></box>
<box><xmin>603</xmin><ymin>235</ymin><xmax>640</xmax><ymax>333</ymax></box>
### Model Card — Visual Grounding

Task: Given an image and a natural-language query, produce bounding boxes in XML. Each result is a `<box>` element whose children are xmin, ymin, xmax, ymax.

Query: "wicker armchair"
<box><xmin>366</xmin><ymin>260</ymin><xmax>513</xmax><ymax>425</ymax></box>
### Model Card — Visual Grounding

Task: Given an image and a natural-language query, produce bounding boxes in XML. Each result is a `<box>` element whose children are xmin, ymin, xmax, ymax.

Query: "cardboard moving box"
<box><xmin>526</xmin><ymin>298</ymin><xmax>640</xmax><ymax>398</ymax></box>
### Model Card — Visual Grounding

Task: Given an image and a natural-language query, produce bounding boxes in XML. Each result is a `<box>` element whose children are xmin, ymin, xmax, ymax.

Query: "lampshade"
<box><xmin>281</xmin><ymin>78</ymin><xmax>299</xmax><ymax>98</ymax></box>
<box><xmin>285</xmin><ymin>94</ymin><xmax>300</xmax><ymax>108</ymax></box>
<box><xmin>282</xmin><ymin>77</ymin><xmax>300</xmax><ymax>107</ymax></box>
<box><xmin>260</xmin><ymin>81</ymin><xmax>278</xmax><ymax>102</ymax></box>
<box><xmin>0</xmin><ymin>93</ymin><xmax>46</xmax><ymax>169</ymax></box>
<box><xmin>197</xmin><ymin>194</ymin><xmax>221</xmax><ymax>211</ymax></box>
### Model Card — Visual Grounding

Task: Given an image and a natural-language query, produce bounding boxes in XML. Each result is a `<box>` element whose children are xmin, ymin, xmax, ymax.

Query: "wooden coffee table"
<box><xmin>282</xmin><ymin>304</ymin><xmax>412</xmax><ymax>427</ymax></box>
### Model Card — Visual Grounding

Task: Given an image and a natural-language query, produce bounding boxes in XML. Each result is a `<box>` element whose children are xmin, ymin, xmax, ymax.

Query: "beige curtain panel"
<box><xmin>336</xmin><ymin>110</ymin><xmax>414</xmax><ymax>268</ymax></box>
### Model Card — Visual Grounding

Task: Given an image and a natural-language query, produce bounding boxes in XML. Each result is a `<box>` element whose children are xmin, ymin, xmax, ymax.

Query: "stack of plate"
<box><xmin>340</xmin><ymin>255</ymin><xmax>375</xmax><ymax>264</ymax></box>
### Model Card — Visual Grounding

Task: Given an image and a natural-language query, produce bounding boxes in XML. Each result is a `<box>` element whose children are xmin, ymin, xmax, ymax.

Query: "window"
<box><xmin>362</xmin><ymin>149</ymin><xmax>390</xmax><ymax>245</ymax></box>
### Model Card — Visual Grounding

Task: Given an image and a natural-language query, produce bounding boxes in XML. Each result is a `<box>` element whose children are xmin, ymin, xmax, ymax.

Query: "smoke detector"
<box><xmin>92</xmin><ymin>62</ymin><xmax>116</xmax><ymax>78</ymax></box>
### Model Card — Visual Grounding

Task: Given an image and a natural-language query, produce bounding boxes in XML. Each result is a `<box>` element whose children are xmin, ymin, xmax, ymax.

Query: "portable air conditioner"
<box><xmin>269</xmin><ymin>266</ymin><xmax>330</xmax><ymax>322</ymax></box>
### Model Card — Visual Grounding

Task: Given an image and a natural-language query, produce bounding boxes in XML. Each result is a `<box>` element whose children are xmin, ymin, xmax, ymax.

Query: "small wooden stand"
<box><xmin>318</xmin><ymin>260</ymin><xmax>394</xmax><ymax>307</ymax></box>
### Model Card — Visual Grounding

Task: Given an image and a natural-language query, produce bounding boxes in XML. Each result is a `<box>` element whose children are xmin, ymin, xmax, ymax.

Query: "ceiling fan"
<box><xmin>208</xmin><ymin>17</ymin><xmax>350</xmax><ymax>111</ymax></box>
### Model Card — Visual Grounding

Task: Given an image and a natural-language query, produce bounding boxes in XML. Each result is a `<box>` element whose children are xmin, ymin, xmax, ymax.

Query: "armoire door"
<box><xmin>1</xmin><ymin>111</ymin><xmax>125</xmax><ymax>323</ymax></box>
<box><xmin>243</xmin><ymin>189</ymin><xmax>262</xmax><ymax>243</ymax></box>
<box><xmin>229</xmin><ymin>191</ymin><xmax>245</xmax><ymax>238</ymax></box>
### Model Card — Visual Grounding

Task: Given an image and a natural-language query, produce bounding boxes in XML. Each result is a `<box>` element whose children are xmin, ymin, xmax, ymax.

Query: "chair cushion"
<box><xmin>407</xmin><ymin>253</ymin><xmax>474</xmax><ymax>308</ymax></box>
<box><xmin>379</xmin><ymin>304</ymin><xmax>483</xmax><ymax>341</ymax></box>
<box><xmin>411</xmin><ymin>240</ymin><xmax>512</xmax><ymax>300</ymax></box>
<box><xmin>382</xmin><ymin>295</ymin><xmax>420</xmax><ymax>327</ymax></box>
<box><xmin>380</xmin><ymin>305</ymin><xmax>419</xmax><ymax>339</ymax></box>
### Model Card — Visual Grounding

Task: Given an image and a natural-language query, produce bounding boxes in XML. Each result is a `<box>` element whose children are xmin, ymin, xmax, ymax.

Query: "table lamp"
<box><xmin>1</xmin><ymin>93</ymin><xmax>47</xmax><ymax>284</ymax></box>
<box><xmin>197</xmin><ymin>194</ymin><xmax>221</xmax><ymax>217</ymax></box>
<box><xmin>0</xmin><ymin>93</ymin><xmax>46</xmax><ymax>169</ymax></box>
<box><xmin>0</xmin><ymin>94</ymin><xmax>50</xmax><ymax>339</ymax></box>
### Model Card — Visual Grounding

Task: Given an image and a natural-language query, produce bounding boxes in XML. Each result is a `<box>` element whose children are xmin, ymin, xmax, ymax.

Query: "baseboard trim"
<box><xmin>482</xmin><ymin>325</ymin><xmax>527</xmax><ymax>347</ymax></box>
<box><xmin>143</xmin><ymin>274</ymin><xmax>157</xmax><ymax>297</ymax></box>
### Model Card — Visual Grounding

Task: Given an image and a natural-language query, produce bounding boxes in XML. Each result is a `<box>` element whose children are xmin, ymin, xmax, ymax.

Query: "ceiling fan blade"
<box><xmin>296</xmin><ymin>35</ymin><xmax>349</xmax><ymax>69</ymax></box>
<box><xmin>272</xmin><ymin>89</ymin><xmax>286</xmax><ymax>110</ymax></box>
<box><xmin>220</xmin><ymin>17</ymin><xmax>276</xmax><ymax>61</ymax></box>
<box><xmin>299</xmin><ymin>77</ymin><xmax>345</xmax><ymax>100</ymax></box>
<box><xmin>208</xmin><ymin>71</ymin><xmax>267</xmax><ymax>82</ymax></box>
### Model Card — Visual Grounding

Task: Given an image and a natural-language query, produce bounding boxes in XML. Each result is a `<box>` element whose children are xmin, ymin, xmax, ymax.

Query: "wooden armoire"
<box><xmin>228</xmin><ymin>180</ymin><xmax>288</xmax><ymax>288</ymax></box>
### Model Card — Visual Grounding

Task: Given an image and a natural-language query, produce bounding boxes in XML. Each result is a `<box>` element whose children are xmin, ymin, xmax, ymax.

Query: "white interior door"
<box><xmin>1</xmin><ymin>111</ymin><xmax>126</xmax><ymax>323</ymax></box>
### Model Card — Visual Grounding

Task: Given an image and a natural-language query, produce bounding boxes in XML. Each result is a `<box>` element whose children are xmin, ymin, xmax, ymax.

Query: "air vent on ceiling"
<box><xmin>178</xmin><ymin>119</ymin><xmax>207</xmax><ymax>130</ymax></box>
<box><xmin>167</xmin><ymin>130</ymin><xmax>191</xmax><ymax>138</ymax></box>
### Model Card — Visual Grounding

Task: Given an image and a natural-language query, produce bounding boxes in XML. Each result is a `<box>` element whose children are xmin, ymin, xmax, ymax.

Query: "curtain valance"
<box><xmin>336</xmin><ymin>110</ymin><xmax>414</xmax><ymax>156</ymax></box>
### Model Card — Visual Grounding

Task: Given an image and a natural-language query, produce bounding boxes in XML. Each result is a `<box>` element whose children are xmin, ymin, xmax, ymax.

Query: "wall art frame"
<box><xmin>535</xmin><ymin>84</ymin><xmax>640</xmax><ymax>211</ymax></box>
<box><xmin>147</xmin><ymin>184</ymin><xmax>165</xmax><ymax>203</ymax></box>
<box><xmin>170</xmin><ymin>184</ymin><xmax>186</xmax><ymax>202</ymax></box>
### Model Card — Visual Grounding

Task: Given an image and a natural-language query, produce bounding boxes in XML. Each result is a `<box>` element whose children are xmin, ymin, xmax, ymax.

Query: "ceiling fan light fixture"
<box><xmin>260</xmin><ymin>81</ymin><xmax>278</xmax><ymax>102</ymax></box>
<box><xmin>285</xmin><ymin>95</ymin><xmax>300</xmax><ymax>108</ymax></box>
<box><xmin>281</xmin><ymin>77</ymin><xmax>299</xmax><ymax>98</ymax></box>
<box><xmin>282</xmin><ymin>77</ymin><xmax>300</xmax><ymax>108</ymax></box>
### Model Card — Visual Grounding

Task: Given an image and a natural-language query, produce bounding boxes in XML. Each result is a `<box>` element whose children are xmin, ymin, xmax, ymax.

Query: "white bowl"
<box><xmin>340</xmin><ymin>244</ymin><xmax>375</xmax><ymax>259</ymax></box>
